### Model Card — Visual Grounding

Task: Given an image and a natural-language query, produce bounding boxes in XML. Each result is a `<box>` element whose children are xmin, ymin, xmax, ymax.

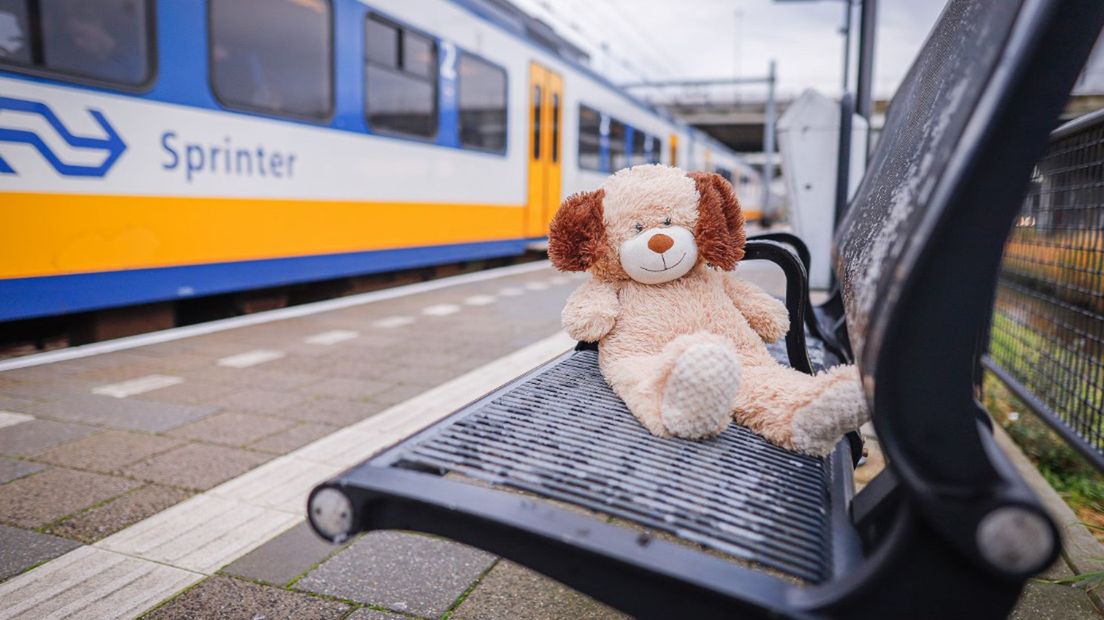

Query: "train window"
<box><xmin>211</xmin><ymin>0</ymin><xmax>332</xmax><ymax>119</ymax></box>
<box><xmin>609</xmin><ymin>119</ymin><xmax>627</xmax><ymax>172</ymax></box>
<box><xmin>365</xmin><ymin>16</ymin><xmax>397</xmax><ymax>66</ymax></box>
<box><xmin>0</xmin><ymin>0</ymin><xmax>152</xmax><ymax>86</ymax></box>
<box><xmin>365</xmin><ymin>14</ymin><xmax>437</xmax><ymax>138</ymax></box>
<box><xmin>551</xmin><ymin>93</ymin><xmax>559</xmax><ymax>162</ymax></box>
<box><xmin>716</xmin><ymin>167</ymin><xmax>733</xmax><ymax>183</ymax></box>
<box><xmin>577</xmin><ymin>104</ymin><xmax>601</xmax><ymax>171</ymax></box>
<box><xmin>458</xmin><ymin>53</ymin><xmax>507</xmax><ymax>153</ymax></box>
<box><xmin>646</xmin><ymin>135</ymin><xmax>660</xmax><ymax>164</ymax></box>
<box><xmin>0</xmin><ymin>1</ymin><xmax>31</xmax><ymax>64</ymax></box>
<box><xmin>532</xmin><ymin>84</ymin><xmax>541</xmax><ymax>159</ymax></box>
<box><xmin>630</xmin><ymin>129</ymin><xmax>647</xmax><ymax>166</ymax></box>
<box><xmin>402</xmin><ymin>31</ymin><xmax>434</xmax><ymax>79</ymax></box>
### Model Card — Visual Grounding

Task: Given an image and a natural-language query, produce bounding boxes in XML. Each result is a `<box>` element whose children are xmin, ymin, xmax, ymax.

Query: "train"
<box><xmin>0</xmin><ymin>0</ymin><xmax>765</xmax><ymax>325</ymax></box>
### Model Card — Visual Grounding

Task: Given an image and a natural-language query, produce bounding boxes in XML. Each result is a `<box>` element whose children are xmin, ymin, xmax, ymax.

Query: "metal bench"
<box><xmin>306</xmin><ymin>1</ymin><xmax>1104</xmax><ymax>617</ymax></box>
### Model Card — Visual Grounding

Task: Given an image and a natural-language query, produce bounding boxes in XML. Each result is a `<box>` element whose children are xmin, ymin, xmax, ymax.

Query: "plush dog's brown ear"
<box><xmin>689</xmin><ymin>172</ymin><xmax>745</xmax><ymax>270</ymax></box>
<box><xmin>548</xmin><ymin>189</ymin><xmax>607</xmax><ymax>271</ymax></box>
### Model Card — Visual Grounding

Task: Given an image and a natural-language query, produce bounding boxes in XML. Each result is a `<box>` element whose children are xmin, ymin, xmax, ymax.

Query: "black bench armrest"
<box><xmin>749</xmin><ymin>232</ymin><xmax>853</xmax><ymax>362</ymax></box>
<box><xmin>743</xmin><ymin>239</ymin><xmax>813</xmax><ymax>374</ymax></box>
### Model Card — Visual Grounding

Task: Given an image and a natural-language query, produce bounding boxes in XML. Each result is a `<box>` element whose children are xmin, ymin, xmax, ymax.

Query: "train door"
<box><xmin>526</xmin><ymin>63</ymin><xmax>563</xmax><ymax>237</ymax></box>
<box><xmin>669</xmin><ymin>133</ymin><xmax>679</xmax><ymax>167</ymax></box>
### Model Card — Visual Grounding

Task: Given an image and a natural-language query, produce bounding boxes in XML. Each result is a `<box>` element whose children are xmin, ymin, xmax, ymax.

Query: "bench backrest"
<box><xmin>834</xmin><ymin>0</ymin><xmax>1104</xmax><ymax>490</ymax></box>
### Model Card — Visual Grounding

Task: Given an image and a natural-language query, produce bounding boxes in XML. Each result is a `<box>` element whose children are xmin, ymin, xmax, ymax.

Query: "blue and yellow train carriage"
<box><xmin>0</xmin><ymin>0</ymin><xmax>758</xmax><ymax>324</ymax></box>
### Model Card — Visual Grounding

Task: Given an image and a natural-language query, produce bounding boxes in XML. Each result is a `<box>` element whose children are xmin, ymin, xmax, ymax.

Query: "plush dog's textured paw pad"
<box><xmin>661</xmin><ymin>344</ymin><xmax>741</xmax><ymax>439</ymax></box>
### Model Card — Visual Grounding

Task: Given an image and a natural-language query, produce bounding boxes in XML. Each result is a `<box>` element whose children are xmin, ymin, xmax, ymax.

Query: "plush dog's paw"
<box><xmin>563</xmin><ymin>312</ymin><xmax>616</xmax><ymax>343</ymax></box>
<box><xmin>660</xmin><ymin>343</ymin><xmax>741</xmax><ymax>439</ymax></box>
<box><xmin>789</xmin><ymin>367</ymin><xmax>868</xmax><ymax>456</ymax></box>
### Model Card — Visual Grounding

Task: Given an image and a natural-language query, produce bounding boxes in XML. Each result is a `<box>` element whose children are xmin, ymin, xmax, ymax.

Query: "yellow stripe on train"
<box><xmin>0</xmin><ymin>193</ymin><xmax>526</xmax><ymax>280</ymax></box>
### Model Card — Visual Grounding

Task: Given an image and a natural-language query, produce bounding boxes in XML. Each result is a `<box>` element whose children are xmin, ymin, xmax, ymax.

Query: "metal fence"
<box><xmin>984</xmin><ymin>108</ymin><xmax>1104</xmax><ymax>471</ymax></box>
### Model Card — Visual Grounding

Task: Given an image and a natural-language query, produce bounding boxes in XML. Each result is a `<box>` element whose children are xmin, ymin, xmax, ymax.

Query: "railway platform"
<box><xmin>0</xmin><ymin>260</ymin><xmax>1094</xmax><ymax>619</ymax></box>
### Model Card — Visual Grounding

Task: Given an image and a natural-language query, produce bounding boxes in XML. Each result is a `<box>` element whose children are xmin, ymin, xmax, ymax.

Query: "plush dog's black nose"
<box><xmin>648</xmin><ymin>233</ymin><xmax>674</xmax><ymax>253</ymax></box>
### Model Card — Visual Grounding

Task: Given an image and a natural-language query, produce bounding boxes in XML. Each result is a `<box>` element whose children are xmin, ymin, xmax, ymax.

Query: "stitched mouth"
<box><xmin>640</xmin><ymin>253</ymin><xmax>687</xmax><ymax>273</ymax></box>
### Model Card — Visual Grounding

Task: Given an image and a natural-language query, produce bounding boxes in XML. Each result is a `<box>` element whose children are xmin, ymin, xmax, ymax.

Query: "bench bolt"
<box><xmin>976</xmin><ymin>506</ymin><xmax>1054</xmax><ymax>575</ymax></box>
<box><xmin>310</xmin><ymin>487</ymin><xmax>355</xmax><ymax>542</ymax></box>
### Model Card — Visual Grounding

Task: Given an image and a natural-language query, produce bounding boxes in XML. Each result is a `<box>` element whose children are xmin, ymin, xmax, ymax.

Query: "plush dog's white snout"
<box><xmin>620</xmin><ymin>226</ymin><xmax>698</xmax><ymax>284</ymax></box>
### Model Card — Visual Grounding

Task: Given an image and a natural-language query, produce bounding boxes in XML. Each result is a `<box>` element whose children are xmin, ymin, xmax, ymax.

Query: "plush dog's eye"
<box><xmin>663</xmin><ymin>217</ymin><xmax>672</xmax><ymax>226</ymax></box>
<box><xmin>634</xmin><ymin>223</ymin><xmax>644</xmax><ymax>233</ymax></box>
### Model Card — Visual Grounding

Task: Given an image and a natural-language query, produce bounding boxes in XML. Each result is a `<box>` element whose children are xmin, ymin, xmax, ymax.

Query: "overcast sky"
<box><xmin>510</xmin><ymin>0</ymin><xmax>950</xmax><ymax>101</ymax></box>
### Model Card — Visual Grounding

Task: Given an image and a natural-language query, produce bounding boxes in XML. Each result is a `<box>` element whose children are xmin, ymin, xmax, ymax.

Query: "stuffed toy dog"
<box><xmin>548</xmin><ymin>164</ymin><xmax>868</xmax><ymax>456</ymax></box>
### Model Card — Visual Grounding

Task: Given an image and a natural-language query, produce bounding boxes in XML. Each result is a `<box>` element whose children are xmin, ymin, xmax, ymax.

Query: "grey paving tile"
<box><xmin>370</xmin><ymin>384</ymin><xmax>432</xmax><ymax>407</ymax></box>
<box><xmin>1</xmin><ymin>379</ymin><xmax>98</xmax><ymax>401</ymax></box>
<box><xmin>0</xmin><ymin>419</ymin><xmax>99</xmax><ymax>457</ymax></box>
<box><xmin>48</xmin><ymin>484</ymin><xmax>192</xmax><ymax>544</ymax></box>
<box><xmin>230</xmin><ymin>369</ymin><xmax>323</xmax><ymax>391</ymax></box>
<box><xmin>122</xmin><ymin>443</ymin><xmax>270</xmax><ymax>491</ymax></box>
<box><xmin>1010</xmin><ymin>557</ymin><xmax>1101</xmax><ymax>619</ymax></box>
<box><xmin>249</xmin><ymin>422</ymin><xmax>337</xmax><ymax>454</ymax></box>
<box><xmin>297</xmin><ymin>377</ymin><xmax>394</xmax><ymax>401</ymax></box>
<box><xmin>296</xmin><ymin>531</ymin><xmax>495</xmax><ymax>617</ymax></box>
<box><xmin>214</xmin><ymin>388</ymin><xmax>312</xmax><ymax>415</ymax></box>
<box><xmin>223</xmin><ymin>521</ymin><xmax>343</xmax><ymax>586</ymax></box>
<box><xmin>147</xmin><ymin>575</ymin><xmax>350</xmax><ymax>620</ymax></box>
<box><xmin>275</xmin><ymin>396</ymin><xmax>386</xmax><ymax>426</ymax></box>
<box><xmin>1010</xmin><ymin>582</ymin><xmax>1101</xmax><ymax>619</ymax></box>
<box><xmin>0</xmin><ymin>395</ymin><xmax>41</xmax><ymax>413</ymax></box>
<box><xmin>257</xmin><ymin>354</ymin><xmax>340</xmax><ymax>374</ymax></box>
<box><xmin>168</xmin><ymin>412</ymin><xmax>295</xmax><ymax>447</ymax></box>
<box><xmin>75</xmin><ymin>364</ymin><xmax>178</xmax><ymax>384</ymax></box>
<box><xmin>322</xmin><ymin>359</ymin><xmax>401</xmax><ymax>380</ymax></box>
<box><xmin>452</xmin><ymin>561</ymin><xmax>627</xmax><ymax>620</ymax></box>
<box><xmin>0</xmin><ymin>364</ymin><xmax>81</xmax><ymax>382</ymax></box>
<box><xmin>36</xmin><ymin>430</ymin><xmax>182</xmax><ymax>473</ymax></box>
<box><xmin>0</xmin><ymin>524</ymin><xmax>81</xmax><ymax>582</ymax></box>
<box><xmin>374</xmin><ymin>365</ymin><xmax>461</xmax><ymax>388</ymax></box>
<box><xmin>0</xmin><ymin>457</ymin><xmax>45</xmax><ymax>484</ymax></box>
<box><xmin>0</xmin><ymin>468</ymin><xmax>141</xmax><ymax>528</ymax></box>
<box><xmin>345</xmin><ymin>609</ymin><xmax>410</xmax><ymax>620</ymax></box>
<box><xmin>26</xmin><ymin>395</ymin><xmax>217</xmax><ymax>432</ymax></box>
<box><xmin>138</xmin><ymin>380</ymin><xmax>240</xmax><ymax>406</ymax></box>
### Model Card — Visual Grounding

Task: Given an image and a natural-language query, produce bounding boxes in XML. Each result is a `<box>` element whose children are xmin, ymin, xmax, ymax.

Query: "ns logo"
<box><xmin>0</xmin><ymin>95</ymin><xmax>126</xmax><ymax>177</ymax></box>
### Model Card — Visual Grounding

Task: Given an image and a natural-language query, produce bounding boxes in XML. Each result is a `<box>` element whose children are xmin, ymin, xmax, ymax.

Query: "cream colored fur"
<box><xmin>560</xmin><ymin>165</ymin><xmax>869</xmax><ymax>456</ymax></box>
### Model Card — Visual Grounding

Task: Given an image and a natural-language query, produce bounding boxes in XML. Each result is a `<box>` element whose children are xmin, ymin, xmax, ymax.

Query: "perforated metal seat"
<box><xmin>379</xmin><ymin>347</ymin><xmax>834</xmax><ymax>584</ymax></box>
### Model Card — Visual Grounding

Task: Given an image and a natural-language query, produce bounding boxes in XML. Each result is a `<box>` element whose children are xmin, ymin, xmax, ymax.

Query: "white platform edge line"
<box><xmin>0</xmin><ymin>260</ymin><xmax>552</xmax><ymax>373</ymax></box>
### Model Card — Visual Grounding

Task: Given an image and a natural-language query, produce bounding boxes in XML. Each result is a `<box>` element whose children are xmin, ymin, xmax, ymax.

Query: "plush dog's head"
<box><xmin>549</xmin><ymin>165</ymin><xmax>745</xmax><ymax>284</ymax></box>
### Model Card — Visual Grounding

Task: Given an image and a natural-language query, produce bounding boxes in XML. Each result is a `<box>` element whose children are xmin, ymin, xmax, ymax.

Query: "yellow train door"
<box><xmin>526</xmin><ymin>63</ymin><xmax>563</xmax><ymax>237</ymax></box>
<box><xmin>669</xmin><ymin>133</ymin><xmax>679</xmax><ymax>167</ymax></box>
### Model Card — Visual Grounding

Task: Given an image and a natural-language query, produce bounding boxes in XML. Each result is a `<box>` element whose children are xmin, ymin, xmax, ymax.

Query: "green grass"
<box><xmin>983</xmin><ymin>372</ymin><xmax>1104</xmax><ymax>529</ymax></box>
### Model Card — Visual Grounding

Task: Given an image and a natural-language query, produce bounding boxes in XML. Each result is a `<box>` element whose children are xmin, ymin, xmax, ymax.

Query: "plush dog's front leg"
<box><xmin>562</xmin><ymin>277</ymin><xmax>620</xmax><ymax>342</ymax></box>
<box><xmin>722</xmin><ymin>276</ymin><xmax>790</xmax><ymax>343</ymax></box>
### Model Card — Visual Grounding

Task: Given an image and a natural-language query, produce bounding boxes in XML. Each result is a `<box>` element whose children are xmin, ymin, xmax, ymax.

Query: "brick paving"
<box><xmin>0</xmin><ymin>525</ymin><xmax>79</xmax><ymax>581</ymax></box>
<box><xmin>0</xmin><ymin>265</ymin><xmax>597</xmax><ymax>618</ymax></box>
<box><xmin>295</xmin><ymin>531</ymin><xmax>497</xmax><ymax>617</ymax></box>
<box><xmin>222</xmin><ymin>521</ymin><xmax>347</xmax><ymax>587</ymax></box>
